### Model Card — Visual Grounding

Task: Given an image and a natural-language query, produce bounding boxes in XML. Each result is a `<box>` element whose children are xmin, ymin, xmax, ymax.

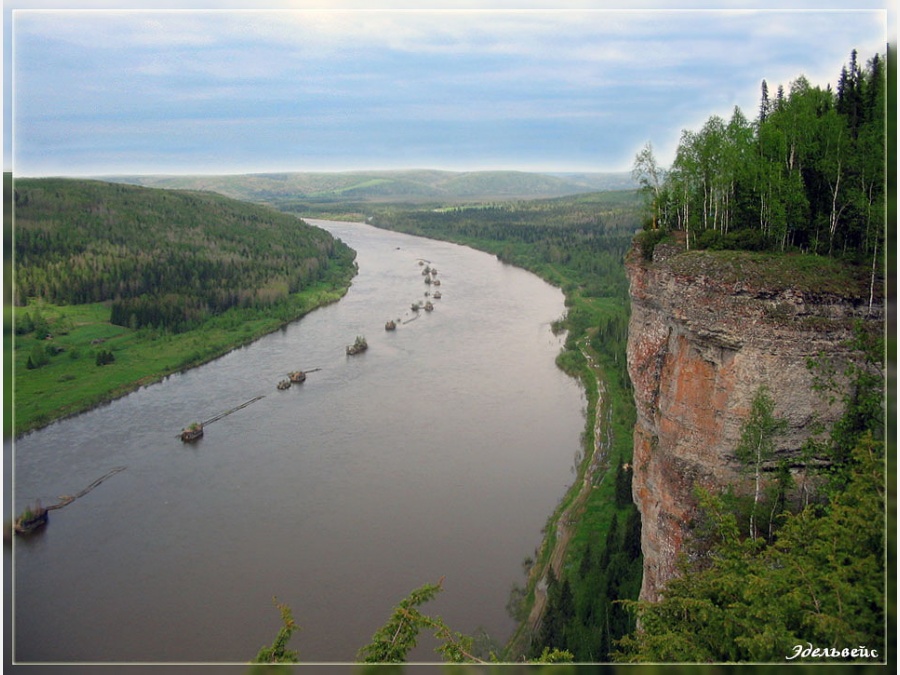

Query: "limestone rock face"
<box><xmin>625</xmin><ymin>241</ymin><xmax>881</xmax><ymax>603</ymax></box>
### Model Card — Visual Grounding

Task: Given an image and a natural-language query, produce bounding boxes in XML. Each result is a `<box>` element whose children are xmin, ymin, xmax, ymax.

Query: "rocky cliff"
<box><xmin>625</xmin><ymin>238</ymin><xmax>883</xmax><ymax>603</ymax></box>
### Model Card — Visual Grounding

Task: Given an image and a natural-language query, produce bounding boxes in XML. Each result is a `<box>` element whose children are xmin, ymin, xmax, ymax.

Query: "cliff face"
<box><xmin>625</xmin><ymin>240</ymin><xmax>882</xmax><ymax>603</ymax></box>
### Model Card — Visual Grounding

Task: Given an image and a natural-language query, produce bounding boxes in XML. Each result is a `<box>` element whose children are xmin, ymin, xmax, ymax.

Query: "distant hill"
<box><xmin>104</xmin><ymin>169</ymin><xmax>637</xmax><ymax>204</ymax></box>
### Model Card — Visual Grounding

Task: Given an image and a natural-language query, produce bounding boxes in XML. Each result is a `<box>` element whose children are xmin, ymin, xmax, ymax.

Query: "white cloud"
<box><xmin>8</xmin><ymin>2</ymin><xmax>893</xmax><ymax>175</ymax></box>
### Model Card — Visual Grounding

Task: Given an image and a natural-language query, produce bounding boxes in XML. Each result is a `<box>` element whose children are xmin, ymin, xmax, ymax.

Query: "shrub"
<box><xmin>95</xmin><ymin>350</ymin><xmax>115</xmax><ymax>366</ymax></box>
<box><xmin>695</xmin><ymin>229</ymin><xmax>724</xmax><ymax>250</ymax></box>
<box><xmin>723</xmin><ymin>228</ymin><xmax>771</xmax><ymax>251</ymax></box>
<box><xmin>635</xmin><ymin>229</ymin><xmax>667</xmax><ymax>261</ymax></box>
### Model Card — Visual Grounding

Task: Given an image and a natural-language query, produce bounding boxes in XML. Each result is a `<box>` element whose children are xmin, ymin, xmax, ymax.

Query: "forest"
<box><xmin>634</xmin><ymin>50</ymin><xmax>885</xmax><ymax>265</ymax></box>
<box><xmin>13</xmin><ymin>178</ymin><xmax>355</xmax><ymax>333</ymax></box>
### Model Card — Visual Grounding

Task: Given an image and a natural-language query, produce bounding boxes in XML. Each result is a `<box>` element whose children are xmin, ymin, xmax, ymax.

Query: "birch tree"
<box><xmin>632</xmin><ymin>141</ymin><xmax>665</xmax><ymax>229</ymax></box>
<box><xmin>735</xmin><ymin>385</ymin><xmax>786</xmax><ymax>541</ymax></box>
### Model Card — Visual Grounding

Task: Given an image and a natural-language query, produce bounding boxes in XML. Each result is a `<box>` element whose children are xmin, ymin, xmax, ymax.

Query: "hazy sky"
<box><xmin>5</xmin><ymin>1</ymin><xmax>891</xmax><ymax>176</ymax></box>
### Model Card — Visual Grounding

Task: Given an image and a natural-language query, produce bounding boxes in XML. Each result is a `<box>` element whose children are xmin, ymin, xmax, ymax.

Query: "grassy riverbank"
<box><xmin>10</xmin><ymin>272</ymin><xmax>354</xmax><ymax>437</ymax></box>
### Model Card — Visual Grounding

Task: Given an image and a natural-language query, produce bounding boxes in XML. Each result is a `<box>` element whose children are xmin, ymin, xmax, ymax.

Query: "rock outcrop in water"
<box><xmin>625</xmin><ymin>237</ymin><xmax>883</xmax><ymax>603</ymax></box>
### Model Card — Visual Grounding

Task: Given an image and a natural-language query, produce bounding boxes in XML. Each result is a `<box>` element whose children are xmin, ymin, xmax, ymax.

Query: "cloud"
<box><xmin>8</xmin><ymin>3</ymin><xmax>891</xmax><ymax>175</ymax></box>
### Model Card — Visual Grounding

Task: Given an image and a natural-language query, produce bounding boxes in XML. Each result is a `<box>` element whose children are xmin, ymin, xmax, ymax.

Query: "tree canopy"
<box><xmin>636</xmin><ymin>50</ymin><xmax>885</xmax><ymax>261</ymax></box>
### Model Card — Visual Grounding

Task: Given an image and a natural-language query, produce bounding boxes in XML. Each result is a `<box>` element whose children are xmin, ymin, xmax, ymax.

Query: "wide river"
<box><xmin>12</xmin><ymin>219</ymin><xmax>586</xmax><ymax>664</ymax></box>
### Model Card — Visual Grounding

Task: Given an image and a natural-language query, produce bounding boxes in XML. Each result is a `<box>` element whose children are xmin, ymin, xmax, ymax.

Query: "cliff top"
<box><xmin>629</xmin><ymin>232</ymin><xmax>881</xmax><ymax>303</ymax></box>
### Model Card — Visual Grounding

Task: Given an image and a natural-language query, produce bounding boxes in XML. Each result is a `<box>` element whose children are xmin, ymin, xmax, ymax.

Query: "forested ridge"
<box><xmin>363</xmin><ymin>191</ymin><xmax>641</xmax><ymax>306</ymax></box>
<box><xmin>14</xmin><ymin>178</ymin><xmax>355</xmax><ymax>332</ymax></box>
<box><xmin>117</xmin><ymin>168</ymin><xmax>636</xmax><ymax>204</ymax></box>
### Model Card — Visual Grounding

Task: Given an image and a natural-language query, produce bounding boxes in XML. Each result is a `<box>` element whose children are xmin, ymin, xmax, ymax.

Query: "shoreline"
<box><xmin>360</xmin><ymin>216</ymin><xmax>627</xmax><ymax>660</ymax></box>
<box><xmin>11</xmin><ymin>274</ymin><xmax>355</xmax><ymax>439</ymax></box>
<box><xmin>504</xmin><ymin>337</ymin><xmax>611</xmax><ymax>657</ymax></box>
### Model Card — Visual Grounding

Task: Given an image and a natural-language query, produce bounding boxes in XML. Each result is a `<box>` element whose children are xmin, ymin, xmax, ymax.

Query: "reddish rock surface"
<box><xmin>625</xmin><ymin>240</ymin><xmax>882</xmax><ymax>603</ymax></box>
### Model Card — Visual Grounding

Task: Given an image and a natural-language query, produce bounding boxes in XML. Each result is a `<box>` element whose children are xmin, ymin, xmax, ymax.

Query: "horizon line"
<box><xmin>9</xmin><ymin>166</ymin><xmax>639</xmax><ymax>179</ymax></box>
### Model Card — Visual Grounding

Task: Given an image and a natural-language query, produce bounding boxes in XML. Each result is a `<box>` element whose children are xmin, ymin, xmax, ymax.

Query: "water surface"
<box><xmin>13</xmin><ymin>219</ymin><xmax>585</xmax><ymax>663</ymax></box>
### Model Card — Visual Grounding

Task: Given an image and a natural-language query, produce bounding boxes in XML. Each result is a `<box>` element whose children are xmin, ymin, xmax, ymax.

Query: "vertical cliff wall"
<box><xmin>625</xmin><ymin>239</ymin><xmax>882</xmax><ymax>603</ymax></box>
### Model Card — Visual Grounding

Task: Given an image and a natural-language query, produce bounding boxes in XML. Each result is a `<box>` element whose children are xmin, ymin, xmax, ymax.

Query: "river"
<box><xmin>12</xmin><ymin>219</ymin><xmax>585</xmax><ymax>663</ymax></box>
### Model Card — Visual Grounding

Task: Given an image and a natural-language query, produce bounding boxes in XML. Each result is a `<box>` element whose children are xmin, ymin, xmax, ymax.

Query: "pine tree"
<box><xmin>759</xmin><ymin>79</ymin><xmax>770</xmax><ymax>123</ymax></box>
<box><xmin>615</xmin><ymin>435</ymin><xmax>884</xmax><ymax>663</ymax></box>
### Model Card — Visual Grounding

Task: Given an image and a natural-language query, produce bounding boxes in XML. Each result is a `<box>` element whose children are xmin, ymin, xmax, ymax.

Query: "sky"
<box><xmin>3</xmin><ymin>1</ymin><xmax>892</xmax><ymax>177</ymax></box>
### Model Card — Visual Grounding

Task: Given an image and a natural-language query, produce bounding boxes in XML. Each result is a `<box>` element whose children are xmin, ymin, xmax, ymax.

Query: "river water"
<box><xmin>12</xmin><ymin>219</ymin><xmax>585</xmax><ymax>663</ymax></box>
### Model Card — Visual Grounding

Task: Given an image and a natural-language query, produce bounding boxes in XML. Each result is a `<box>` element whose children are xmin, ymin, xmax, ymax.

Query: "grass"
<box><xmin>664</xmin><ymin>248</ymin><xmax>877</xmax><ymax>298</ymax></box>
<box><xmin>10</xmin><ymin>275</ymin><xmax>353</xmax><ymax>437</ymax></box>
<box><xmin>564</xmin><ymin>330</ymin><xmax>637</xmax><ymax>561</ymax></box>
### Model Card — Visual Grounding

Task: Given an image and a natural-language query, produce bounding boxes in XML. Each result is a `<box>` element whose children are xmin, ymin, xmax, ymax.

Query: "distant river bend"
<box><xmin>13</xmin><ymin>219</ymin><xmax>585</xmax><ymax>662</ymax></box>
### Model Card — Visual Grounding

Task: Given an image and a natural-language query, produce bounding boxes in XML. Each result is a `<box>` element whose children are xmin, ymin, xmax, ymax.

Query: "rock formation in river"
<box><xmin>625</xmin><ymin>236</ymin><xmax>883</xmax><ymax>603</ymax></box>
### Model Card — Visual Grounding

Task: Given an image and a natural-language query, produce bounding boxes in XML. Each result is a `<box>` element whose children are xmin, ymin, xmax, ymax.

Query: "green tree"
<box><xmin>15</xmin><ymin>311</ymin><xmax>35</xmax><ymax>335</ymax></box>
<box><xmin>615</xmin><ymin>434</ymin><xmax>885</xmax><ymax>663</ymax></box>
<box><xmin>356</xmin><ymin>579</ymin><xmax>482</xmax><ymax>664</ymax></box>
<box><xmin>32</xmin><ymin>308</ymin><xmax>51</xmax><ymax>339</ymax></box>
<box><xmin>816</xmin><ymin>107</ymin><xmax>851</xmax><ymax>255</ymax></box>
<box><xmin>809</xmin><ymin>319</ymin><xmax>885</xmax><ymax>467</ymax></box>
<box><xmin>623</xmin><ymin>506</ymin><xmax>642</xmax><ymax>562</ymax></box>
<box><xmin>758</xmin><ymin>79</ymin><xmax>770</xmax><ymax>123</ymax></box>
<box><xmin>614</xmin><ymin>461</ymin><xmax>632</xmax><ymax>507</ymax></box>
<box><xmin>632</xmin><ymin>141</ymin><xmax>665</xmax><ymax>229</ymax></box>
<box><xmin>668</xmin><ymin>128</ymin><xmax>702</xmax><ymax>247</ymax></box>
<box><xmin>252</xmin><ymin>599</ymin><xmax>300</xmax><ymax>664</ymax></box>
<box><xmin>764</xmin><ymin>459</ymin><xmax>795</xmax><ymax>542</ymax></box>
<box><xmin>734</xmin><ymin>385</ymin><xmax>787</xmax><ymax>540</ymax></box>
<box><xmin>95</xmin><ymin>349</ymin><xmax>115</xmax><ymax>366</ymax></box>
<box><xmin>27</xmin><ymin>343</ymin><xmax>50</xmax><ymax>369</ymax></box>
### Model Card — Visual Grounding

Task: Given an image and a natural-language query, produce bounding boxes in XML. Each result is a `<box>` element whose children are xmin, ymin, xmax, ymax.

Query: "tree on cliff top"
<box><xmin>638</xmin><ymin>50</ymin><xmax>885</xmax><ymax>260</ymax></box>
<box><xmin>632</xmin><ymin>141</ymin><xmax>665</xmax><ymax>230</ymax></box>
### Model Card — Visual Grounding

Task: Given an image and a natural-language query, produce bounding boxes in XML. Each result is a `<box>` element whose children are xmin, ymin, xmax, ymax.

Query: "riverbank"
<box><xmin>503</xmin><ymin>335</ymin><xmax>612</xmax><ymax>657</ymax></box>
<box><xmin>360</xmin><ymin>211</ymin><xmax>640</xmax><ymax>659</ymax></box>
<box><xmin>10</xmin><ymin>270</ymin><xmax>355</xmax><ymax>438</ymax></box>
